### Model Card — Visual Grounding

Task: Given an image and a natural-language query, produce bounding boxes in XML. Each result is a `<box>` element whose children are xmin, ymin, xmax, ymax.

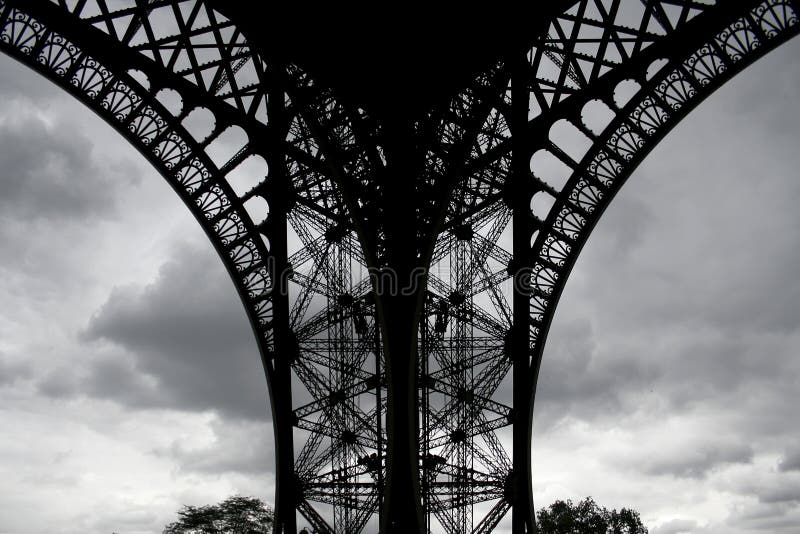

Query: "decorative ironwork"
<box><xmin>0</xmin><ymin>1</ymin><xmax>798</xmax><ymax>533</ymax></box>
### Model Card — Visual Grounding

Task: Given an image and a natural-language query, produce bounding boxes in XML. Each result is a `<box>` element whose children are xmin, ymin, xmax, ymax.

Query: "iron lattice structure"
<box><xmin>1</xmin><ymin>1</ymin><xmax>798</xmax><ymax>532</ymax></box>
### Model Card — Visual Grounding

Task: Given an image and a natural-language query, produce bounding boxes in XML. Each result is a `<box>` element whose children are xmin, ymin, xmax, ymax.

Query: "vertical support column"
<box><xmin>510</xmin><ymin>53</ymin><xmax>537</xmax><ymax>534</ymax></box>
<box><xmin>379</xmin><ymin>118</ymin><xmax>427</xmax><ymax>534</ymax></box>
<box><xmin>265</xmin><ymin>61</ymin><xmax>298</xmax><ymax>534</ymax></box>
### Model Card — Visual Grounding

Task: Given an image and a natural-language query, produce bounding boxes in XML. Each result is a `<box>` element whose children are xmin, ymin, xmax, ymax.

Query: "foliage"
<box><xmin>163</xmin><ymin>495</ymin><xmax>273</xmax><ymax>534</ymax></box>
<box><xmin>536</xmin><ymin>497</ymin><xmax>648</xmax><ymax>534</ymax></box>
<box><xmin>161</xmin><ymin>494</ymin><xmax>644</xmax><ymax>533</ymax></box>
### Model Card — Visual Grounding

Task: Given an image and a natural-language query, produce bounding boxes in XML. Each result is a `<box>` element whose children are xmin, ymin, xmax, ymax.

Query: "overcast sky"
<box><xmin>0</xmin><ymin>32</ymin><xmax>799</xmax><ymax>534</ymax></box>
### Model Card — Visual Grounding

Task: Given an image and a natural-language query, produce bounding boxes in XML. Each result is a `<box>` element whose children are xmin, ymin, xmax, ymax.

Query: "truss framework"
<box><xmin>0</xmin><ymin>1</ymin><xmax>798</xmax><ymax>532</ymax></box>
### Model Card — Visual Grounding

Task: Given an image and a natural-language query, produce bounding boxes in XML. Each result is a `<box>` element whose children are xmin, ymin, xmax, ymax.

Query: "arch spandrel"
<box><xmin>522</xmin><ymin>0</ymin><xmax>800</xmax><ymax>377</ymax></box>
<box><xmin>0</xmin><ymin>1</ymin><xmax>799</xmax><ymax>533</ymax></box>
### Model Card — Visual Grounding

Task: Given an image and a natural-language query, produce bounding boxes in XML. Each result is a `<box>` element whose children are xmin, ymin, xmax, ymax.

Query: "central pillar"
<box><xmin>377</xmin><ymin>117</ymin><xmax>427</xmax><ymax>533</ymax></box>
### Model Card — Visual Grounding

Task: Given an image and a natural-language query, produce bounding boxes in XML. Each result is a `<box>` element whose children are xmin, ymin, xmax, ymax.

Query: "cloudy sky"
<box><xmin>0</xmin><ymin>31</ymin><xmax>799</xmax><ymax>534</ymax></box>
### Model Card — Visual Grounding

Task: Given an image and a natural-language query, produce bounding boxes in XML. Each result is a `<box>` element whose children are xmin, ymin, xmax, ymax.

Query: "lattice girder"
<box><xmin>1</xmin><ymin>1</ymin><xmax>799</xmax><ymax>533</ymax></box>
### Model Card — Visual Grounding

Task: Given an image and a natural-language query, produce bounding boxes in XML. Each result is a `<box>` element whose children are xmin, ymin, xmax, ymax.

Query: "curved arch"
<box><xmin>526</xmin><ymin>2</ymin><xmax>799</xmax><ymax>389</ymax></box>
<box><xmin>519</xmin><ymin>3</ymin><xmax>799</xmax><ymax>531</ymax></box>
<box><xmin>0</xmin><ymin>2</ymin><xmax>304</xmax><ymax>532</ymax></box>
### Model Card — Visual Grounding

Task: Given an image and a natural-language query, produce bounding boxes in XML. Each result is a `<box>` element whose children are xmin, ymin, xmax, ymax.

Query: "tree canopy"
<box><xmin>161</xmin><ymin>494</ymin><xmax>645</xmax><ymax>533</ymax></box>
<box><xmin>536</xmin><ymin>497</ymin><xmax>648</xmax><ymax>534</ymax></box>
<box><xmin>162</xmin><ymin>495</ymin><xmax>273</xmax><ymax>534</ymax></box>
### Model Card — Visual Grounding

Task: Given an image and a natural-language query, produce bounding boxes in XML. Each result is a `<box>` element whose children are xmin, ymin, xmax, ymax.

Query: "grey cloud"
<box><xmin>534</xmin><ymin>318</ymin><xmax>660</xmax><ymax>428</ymax></box>
<box><xmin>655</xmin><ymin>335</ymin><xmax>792</xmax><ymax>410</ymax></box>
<box><xmin>759</xmin><ymin>483</ymin><xmax>800</xmax><ymax>505</ymax></box>
<box><xmin>0</xmin><ymin>354</ymin><xmax>32</xmax><ymax>387</ymax></box>
<box><xmin>77</xmin><ymin>242</ymin><xmax>270</xmax><ymax>421</ymax></box>
<box><xmin>610</xmin><ymin>436</ymin><xmax>755</xmax><ymax>480</ymax></box>
<box><xmin>779</xmin><ymin>450</ymin><xmax>800</xmax><ymax>473</ymax></box>
<box><xmin>0</xmin><ymin>56</ymin><xmax>63</xmax><ymax>102</ymax></box>
<box><xmin>651</xmin><ymin>519</ymin><xmax>697</xmax><ymax>534</ymax></box>
<box><xmin>724</xmin><ymin>500</ymin><xmax>800</xmax><ymax>532</ymax></box>
<box><xmin>88</xmin><ymin>510</ymin><xmax>160</xmax><ymax>534</ymax></box>
<box><xmin>586</xmin><ymin>186</ymin><xmax>655</xmax><ymax>261</ymax></box>
<box><xmin>575</xmin><ymin>172</ymin><xmax>800</xmax><ymax>337</ymax></box>
<box><xmin>154</xmin><ymin>417</ymin><xmax>273</xmax><ymax>477</ymax></box>
<box><xmin>0</xmin><ymin>111</ymin><xmax>123</xmax><ymax>220</ymax></box>
<box><xmin>81</xmin><ymin>356</ymin><xmax>160</xmax><ymax>406</ymax></box>
<box><xmin>80</xmin><ymin>500</ymin><xmax>165</xmax><ymax>534</ymax></box>
<box><xmin>36</xmin><ymin>368</ymin><xmax>80</xmax><ymax>398</ymax></box>
<box><xmin>725</xmin><ymin>42</ymin><xmax>800</xmax><ymax>140</ymax></box>
<box><xmin>641</xmin><ymin>440</ymin><xmax>753</xmax><ymax>479</ymax></box>
<box><xmin>729</xmin><ymin>471</ymin><xmax>800</xmax><ymax>505</ymax></box>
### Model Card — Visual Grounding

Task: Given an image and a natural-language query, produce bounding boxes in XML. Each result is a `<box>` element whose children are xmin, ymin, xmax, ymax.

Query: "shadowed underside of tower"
<box><xmin>0</xmin><ymin>1</ymin><xmax>797</xmax><ymax>533</ymax></box>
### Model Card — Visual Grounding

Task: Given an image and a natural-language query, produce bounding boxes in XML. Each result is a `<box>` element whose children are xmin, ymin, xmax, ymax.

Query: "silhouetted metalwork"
<box><xmin>0</xmin><ymin>1</ymin><xmax>797</xmax><ymax>532</ymax></box>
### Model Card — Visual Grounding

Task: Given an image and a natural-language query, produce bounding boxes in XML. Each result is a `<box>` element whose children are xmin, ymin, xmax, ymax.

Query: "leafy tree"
<box><xmin>536</xmin><ymin>497</ymin><xmax>648</xmax><ymax>534</ymax></box>
<box><xmin>163</xmin><ymin>495</ymin><xmax>273</xmax><ymax>534</ymax></box>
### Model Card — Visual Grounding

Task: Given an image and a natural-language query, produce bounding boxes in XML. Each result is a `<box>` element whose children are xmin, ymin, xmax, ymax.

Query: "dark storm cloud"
<box><xmin>0</xmin><ymin>112</ymin><xmax>120</xmax><ymax>220</ymax></box>
<box><xmin>63</xmin><ymin>242</ymin><xmax>270</xmax><ymax>421</ymax></box>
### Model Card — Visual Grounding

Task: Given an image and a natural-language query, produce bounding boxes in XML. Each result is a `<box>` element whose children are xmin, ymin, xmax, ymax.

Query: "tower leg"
<box><xmin>511</xmin><ymin>51</ymin><xmax>537</xmax><ymax>534</ymax></box>
<box><xmin>266</xmin><ymin>62</ymin><xmax>298</xmax><ymax>534</ymax></box>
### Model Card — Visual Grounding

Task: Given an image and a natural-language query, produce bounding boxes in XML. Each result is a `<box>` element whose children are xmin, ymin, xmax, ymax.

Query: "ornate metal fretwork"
<box><xmin>0</xmin><ymin>1</ymin><xmax>797</xmax><ymax>533</ymax></box>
